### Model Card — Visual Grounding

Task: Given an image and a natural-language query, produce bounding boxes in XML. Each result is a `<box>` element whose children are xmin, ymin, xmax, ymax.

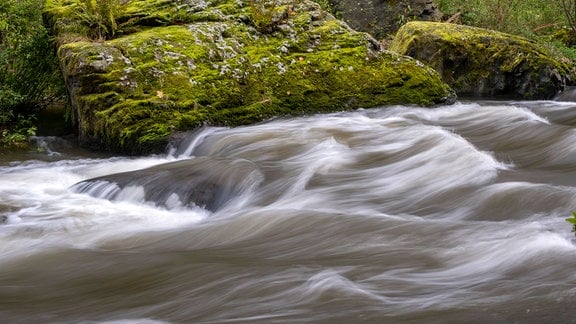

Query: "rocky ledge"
<box><xmin>43</xmin><ymin>0</ymin><xmax>455</xmax><ymax>154</ymax></box>
<box><xmin>389</xmin><ymin>21</ymin><xmax>574</xmax><ymax>99</ymax></box>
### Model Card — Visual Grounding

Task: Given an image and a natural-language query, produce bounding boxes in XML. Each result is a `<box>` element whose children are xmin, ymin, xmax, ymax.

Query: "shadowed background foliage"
<box><xmin>0</xmin><ymin>0</ymin><xmax>67</xmax><ymax>148</ymax></box>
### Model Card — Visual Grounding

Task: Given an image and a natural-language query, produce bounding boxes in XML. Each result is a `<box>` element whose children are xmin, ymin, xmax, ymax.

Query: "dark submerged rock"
<box><xmin>554</xmin><ymin>86</ymin><xmax>576</xmax><ymax>101</ymax></box>
<box><xmin>71</xmin><ymin>156</ymin><xmax>263</xmax><ymax>211</ymax></box>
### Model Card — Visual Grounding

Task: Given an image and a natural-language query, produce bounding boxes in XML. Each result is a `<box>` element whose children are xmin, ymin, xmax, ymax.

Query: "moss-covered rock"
<box><xmin>389</xmin><ymin>21</ymin><xmax>574</xmax><ymax>100</ymax></box>
<box><xmin>44</xmin><ymin>0</ymin><xmax>455</xmax><ymax>154</ymax></box>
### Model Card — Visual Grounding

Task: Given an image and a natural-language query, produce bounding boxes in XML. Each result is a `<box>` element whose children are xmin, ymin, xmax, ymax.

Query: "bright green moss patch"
<box><xmin>45</xmin><ymin>0</ymin><xmax>455</xmax><ymax>154</ymax></box>
<box><xmin>389</xmin><ymin>21</ymin><xmax>574</xmax><ymax>99</ymax></box>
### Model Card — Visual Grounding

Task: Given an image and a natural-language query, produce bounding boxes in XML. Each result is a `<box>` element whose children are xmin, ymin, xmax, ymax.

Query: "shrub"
<box><xmin>74</xmin><ymin>0</ymin><xmax>126</xmax><ymax>40</ymax></box>
<box><xmin>0</xmin><ymin>0</ymin><xmax>66</xmax><ymax>147</ymax></box>
<box><xmin>436</xmin><ymin>0</ymin><xmax>563</xmax><ymax>37</ymax></box>
<box><xmin>556</xmin><ymin>0</ymin><xmax>576</xmax><ymax>36</ymax></box>
<box><xmin>0</xmin><ymin>113</ymin><xmax>37</xmax><ymax>148</ymax></box>
<box><xmin>435</xmin><ymin>0</ymin><xmax>576</xmax><ymax>73</ymax></box>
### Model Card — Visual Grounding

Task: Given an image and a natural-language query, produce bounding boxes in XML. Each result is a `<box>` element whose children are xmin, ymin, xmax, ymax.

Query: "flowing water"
<box><xmin>2</xmin><ymin>101</ymin><xmax>576</xmax><ymax>323</ymax></box>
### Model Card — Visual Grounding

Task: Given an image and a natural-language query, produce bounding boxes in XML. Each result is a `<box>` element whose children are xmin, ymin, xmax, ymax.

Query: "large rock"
<box><xmin>389</xmin><ymin>21</ymin><xmax>573</xmax><ymax>99</ymax></box>
<box><xmin>327</xmin><ymin>0</ymin><xmax>442</xmax><ymax>40</ymax></box>
<box><xmin>43</xmin><ymin>0</ymin><xmax>455</xmax><ymax>154</ymax></box>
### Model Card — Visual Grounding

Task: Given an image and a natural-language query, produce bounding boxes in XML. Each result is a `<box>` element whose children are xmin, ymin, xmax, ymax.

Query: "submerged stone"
<box><xmin>44</xmin><ymin>0</ymin><xmax>455</xmax><ymax>154</ymax></box>
<box><xmin>71</xmin><ymin>156</ymin><xmax>263</xmax><ymax>211</ymax></box>
<box><xmin>389</xmin><ymin>21</ymin><xmax>574</xmax><ymax>100</ymax></box>
<box><xmin>554</xmin><ymin>86</ymin><xmax>576</xmax><ymax>101</ymax></box>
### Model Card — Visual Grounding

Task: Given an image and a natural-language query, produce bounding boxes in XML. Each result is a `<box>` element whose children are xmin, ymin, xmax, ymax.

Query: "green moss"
<box><xmin>389</xmin><ymin>21</ymin><xmax>573</xmax><ymax>99</ymax></box>
<box><xmin>46</xmin><ymin>0</ymin><xmax>455</xmax><ymax>154</ymax></box>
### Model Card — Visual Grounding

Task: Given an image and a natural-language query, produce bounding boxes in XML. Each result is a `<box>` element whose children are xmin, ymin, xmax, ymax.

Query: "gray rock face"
<box><xmin>328</xmin><ymin>0</ymin><xmax>442</xmax><ymax>39</ymax></box>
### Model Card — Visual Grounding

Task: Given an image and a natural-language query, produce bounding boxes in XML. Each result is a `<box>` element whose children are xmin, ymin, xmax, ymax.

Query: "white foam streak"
<box><xmin>280</xmin><ymin>137</ymin><xmax>353</xmax><ymax>197</ymax></box>
<box><xmin>300</xmin><ymin>269</ymin><xmax>388</xmax><ymax>304</ymax></box>
<box><xmin>171</xmin><ymin>126</ymin><xmax>227</xmax><ymax>157</ymax></box>
<box><xmin>0</xmin><ymin>156</ymin><xmax>208</xmax><ymax>263</ymax></box>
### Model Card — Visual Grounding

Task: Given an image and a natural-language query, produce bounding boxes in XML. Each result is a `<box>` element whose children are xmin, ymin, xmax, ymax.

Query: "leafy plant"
<box><xmin>248</xmin><ymin>0</ymin><xmax>283</xmax><ymax>33</ymax></box>
<box><xmin>436</xmin><ymin>0</ymin><xmax>563</xmax><ymax>37</ymax></box>
<box><xmin>436</xmin><ymin>0</ymin><xmax>576</xmax><ymax>72</ymax></box>
<box><xmin>74</xmin><ymin>0</ymin><xmax>126</xmax><ymax>40</ymax></box>
<box><xmin>313</xmin><ymin>0</ymin><xmax>334</xmax><ymax>15</ymax></box>
<box><xmin>0</xmin><ymin>0</ymin><xmax>67</xmax><ymax>147</ymax></box>
<box><xmin>0</xmin><ymin>0</ymin><xmax>65</xmax><ymax>110</ymax></box>
<box><xmin>0</xmin><ymin>113</ymin><xmax>37</xmax><ymax>148</ymax></box>
<box><xmin>556</xmin><ymin>0</ymin><xmax>576</xmax><ymax>36</ymax></box>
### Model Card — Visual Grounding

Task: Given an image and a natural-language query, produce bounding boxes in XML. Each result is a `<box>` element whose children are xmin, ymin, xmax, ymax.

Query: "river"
<box><xmin>1</xmin><ymin>101</ymin><xmax>576</xmax><ymax>323</ymax></box>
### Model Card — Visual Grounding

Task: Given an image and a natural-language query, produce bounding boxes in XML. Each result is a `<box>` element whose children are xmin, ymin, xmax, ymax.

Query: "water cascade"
<box><xmin>1</xmin><ymin>101</ymin><xmax>576</xmax><ymax>323</ymax></box>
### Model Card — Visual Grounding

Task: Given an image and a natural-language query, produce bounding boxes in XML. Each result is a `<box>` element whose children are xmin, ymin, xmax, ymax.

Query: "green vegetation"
<box><xmin>0</xmin><ymin>0</ymin><xmax>66</xmax><ymax>148</ymax></box>
<box><xmin>389</xmin><ymin>21</ymin><xmax>572</xmax><ymax>99</ymax></box>
<box><xmin>436</xmin><ymin>0</ymin><xmax>576</xmax><ymax>62</ymax></box>
<box><xmin>436</xmin><ymin>0</ymin><xmax>561</xmax><ymax>36</ymax></box>
<box><xmin>248</xmin><ymin>0</ymin><xmax>282</xmax><ymax>33</ymax></box>
<box><xmin>73</xmin><ymin>0</ymin><xmax>126</xmax><ymax>40</ymax></box>
<box><xmin>557</xmin><ymin>0</ymin><xmax>576</xmax><ymax>35</ymax></box>
<box><xmin>312</xmin><ymin>0</ymin><xmax>335</xmax><ymax>15</ymax></box>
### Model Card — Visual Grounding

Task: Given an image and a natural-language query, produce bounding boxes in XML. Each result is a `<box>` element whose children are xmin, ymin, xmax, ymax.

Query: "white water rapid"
<box><xmin>1</xmin><ymin>101</ymin><xmax>576</xmax><ymax>323</ymax></box>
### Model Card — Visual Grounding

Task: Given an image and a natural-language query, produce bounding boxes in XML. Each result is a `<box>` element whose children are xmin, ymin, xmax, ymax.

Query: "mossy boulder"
<box><xmin>44</xmin><ymin>0</ymin><xmax>455</xmax><ymax>154</ymax></box>
<box><xmin>389</xmin><ymin>21</ymin><xmax>573</xmax><ymax>99</ymax></box>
